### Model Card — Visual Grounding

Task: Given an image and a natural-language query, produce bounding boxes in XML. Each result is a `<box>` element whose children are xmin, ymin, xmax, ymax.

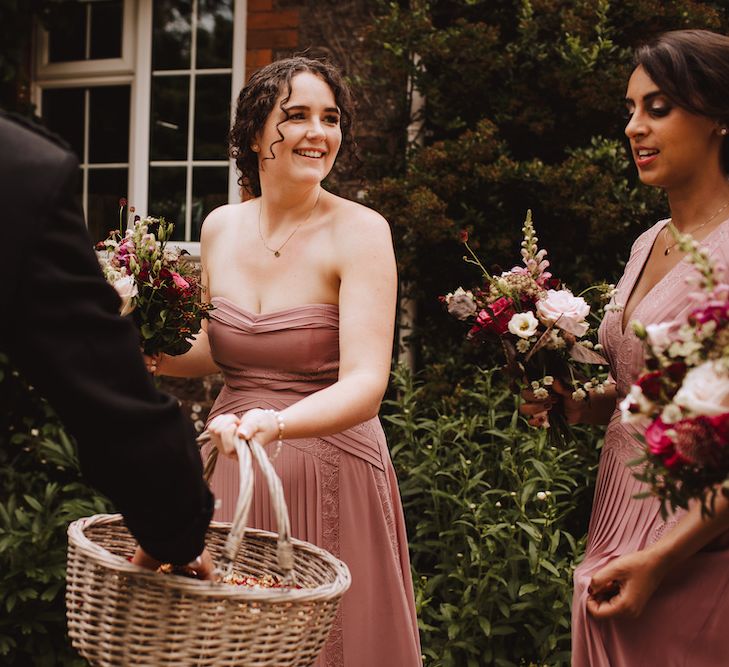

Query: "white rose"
<box><xmin>445</xmin><ymin>287</ymin><xmax>477</xmax><ymax>320</ymax></box>
<box><xmin>113</xmin><ymin>275</ymin><xmax>138</xmax><ymax>317</ymax></box>
<box><xmin>645</xmin><ymin>321</ymin><xmax>678</xmax><ymax>353</ymax></box>
<box><xmin>508</xmin><ymin>312</ymin><xmax>539</xmax><ymax>339</ymax></box>
<box><xmin>673</xmin><ymin>360</ymin><xmax>729</xmax><ymax>416</ymax></box>
<box><xmin>536</xmin><ymin>289</ymin><xmax>590</xmax><ymax>337</ymax></box>
<box><xmin>620</xmin><ymin>385</ymin><xmax>653</xmax><ymax>423</ymax></box>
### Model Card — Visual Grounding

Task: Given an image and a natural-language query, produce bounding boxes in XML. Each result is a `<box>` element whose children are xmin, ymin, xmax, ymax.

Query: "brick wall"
<box><xmin>246</xmin><ymin>0</ymin><xmax>302</xmax><ymax>80</ymax></box>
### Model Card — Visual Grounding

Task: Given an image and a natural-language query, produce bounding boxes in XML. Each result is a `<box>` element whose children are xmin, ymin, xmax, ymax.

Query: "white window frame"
<box><xmin>35</xmin><ymin>0</ymin><xmax>137</xmax><ymax>79</ymax></box>
<box><xmin>33</xmin><ymin>0</ymin><xmax>248</xmax><ymax>257</ymax></box>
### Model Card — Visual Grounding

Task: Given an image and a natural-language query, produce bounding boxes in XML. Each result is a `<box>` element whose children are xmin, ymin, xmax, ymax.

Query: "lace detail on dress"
<box><xmin>349</xmin><ymin>418</ymin><xmax>378</xmax><ymax>441</ymax></box>
<box><xmin>293</xmin><ymin>438</ymin><xmax>343</xmax><ymax>667</ymax></box>
<box><xmin>373</xmin><ymin>467</ymin><xmax>399</xmax><ymax>563</ymax></box>
<box><xmin>649</xmin><ymin>520</ymin><xmax>678</xmax><ymax>546</ymax></box>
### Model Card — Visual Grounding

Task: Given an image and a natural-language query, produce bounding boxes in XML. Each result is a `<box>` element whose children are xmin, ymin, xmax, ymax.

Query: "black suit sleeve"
<box><xmin>7</xmin><ymin>138</ymin><xmax>213</xmax><ymax>564</ymax></box>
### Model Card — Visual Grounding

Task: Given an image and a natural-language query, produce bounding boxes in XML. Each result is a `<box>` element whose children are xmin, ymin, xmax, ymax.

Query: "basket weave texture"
<box><xmin>66</xmin><ymin>436</ymin><xmax>351</xmax><ymax>666</ymax></box>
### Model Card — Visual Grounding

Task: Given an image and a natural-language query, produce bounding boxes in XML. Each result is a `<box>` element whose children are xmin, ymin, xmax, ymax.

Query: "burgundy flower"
<box><xmin>665</xmin><ymin>361</ymin><xmax>687</xmax><ymax>382</ymax></box>
<box><xmin>119</xmin><ymin>197</ymin><xmax>128</xmax><ymax>208</ymax></box>
<box><xmin>474</xmin><ymin>297</ymin><xmax>516</xmax><ymax>336</ymax></box>
<box><xmin>636</xmin><ymin>371</ymin><xmax>663</xmax><ymax>402</ymax></box>
<box><xmin>689</xmin><ymin>302</ymin><xmax>729</xmax><ymax>327</ymax></box>
<box><xmin>459</xmin><ymin>229</ymin><xmax>469</xmax><ymax>243</ymax></box>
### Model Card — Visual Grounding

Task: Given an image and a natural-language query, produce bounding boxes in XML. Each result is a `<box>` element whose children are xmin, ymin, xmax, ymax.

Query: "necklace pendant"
<box><xmin>274</xmin><ymin>250</ymin><xmax>280</xmax><ymax>257</ymax></box>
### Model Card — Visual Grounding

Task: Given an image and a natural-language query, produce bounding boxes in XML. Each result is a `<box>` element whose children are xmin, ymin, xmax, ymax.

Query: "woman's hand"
<box><xmin>519</xmin><ymin>378</ymin><xmax>584</xmax><ymax>426</ymax></box>
<box><xmin>207</xmin><ymin>410</ymin><xmax>280</xmax><ymax>458</ymax></box>
<box><xmin>131</xmin><ymin>545</ymin><xmax>215</xmax><ymax>580</ymax></box>
<box><xmin>586</xmin><ymin>550</ymin><xmax>667</xmax><ymax>619</ymax></box>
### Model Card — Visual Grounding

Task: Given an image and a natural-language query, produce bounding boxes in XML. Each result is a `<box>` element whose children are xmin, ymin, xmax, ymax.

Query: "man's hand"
<box><xmin>132</xmin><ymin>545</ymin><xmax>215</xmax><ymax>580</ymax></box>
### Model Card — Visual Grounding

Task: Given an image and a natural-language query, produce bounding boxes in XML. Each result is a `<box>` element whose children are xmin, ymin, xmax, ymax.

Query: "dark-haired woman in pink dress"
<box><xmin>523</xmin><ymin>30</ymin><xmax>729</xmax><ymax>665</ymax></box>
<box><xmin>151</xmin><ymin>57</ymin><xmax>421</xmax><ymax>666</ymax></box>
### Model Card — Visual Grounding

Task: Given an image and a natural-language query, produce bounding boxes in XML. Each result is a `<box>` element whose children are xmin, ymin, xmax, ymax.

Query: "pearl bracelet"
<box><xmin>263</xmin><ymin>409</ymin><xmax>285</xmax><ymax>461</ymax></box>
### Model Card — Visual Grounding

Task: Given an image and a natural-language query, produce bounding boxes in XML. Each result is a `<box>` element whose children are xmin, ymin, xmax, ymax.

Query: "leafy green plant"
<box><xmin>385</xmin><ymin>363</ymin><xmax>603</xmax><ymax>666</ymax></box>
<box><xmin>0</xmin><ymin>352</ymin><xmax>107</xmax><ymax>666</ymax></box>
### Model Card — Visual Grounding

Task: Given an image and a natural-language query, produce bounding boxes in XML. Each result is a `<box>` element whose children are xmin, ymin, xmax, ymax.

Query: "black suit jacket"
<box><xmin>0</xmin><ymin>111</ymin><xmax>213</xmax><ymax>563</ymax></box>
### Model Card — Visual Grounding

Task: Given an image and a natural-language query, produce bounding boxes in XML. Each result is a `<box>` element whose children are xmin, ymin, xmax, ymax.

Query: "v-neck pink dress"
<box><xmin>572</xmin><ymin>219</ymin><xmax>729</xmax><ymax>666</ymax></box>
<box><xmin>201</xmin><ymin>296</ymin><xmax>421</xmax><ymax>667</ymax></box>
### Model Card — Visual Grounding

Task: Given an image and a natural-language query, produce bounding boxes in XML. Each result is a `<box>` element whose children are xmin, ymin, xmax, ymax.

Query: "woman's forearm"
<box><xmin>645</xmin><ymin>490</ymin><xmax>729</xmax><ymax>576</ymax></box>
<box><xmin>277</xmin><ymin>371</ymin><xmax>387</xmax><ymax>441</ymax></box>
<box><xmin>157</xmin><ymin>330</ymin><xmax>219</xmax><ymax>378</ymax></box>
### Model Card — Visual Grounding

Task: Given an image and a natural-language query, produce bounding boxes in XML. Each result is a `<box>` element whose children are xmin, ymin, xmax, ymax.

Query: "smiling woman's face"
<box><xmin>256</xmin><ymin>71</ymin><xmax>343</xmax><ymax>188</ymax></box>
<box><xmin>624</xmin><ymin>65</ymin><xmax>724</xmax><ymax>192</ymax></box>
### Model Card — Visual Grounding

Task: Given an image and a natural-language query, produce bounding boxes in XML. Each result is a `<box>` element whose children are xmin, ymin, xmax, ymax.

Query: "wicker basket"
<box><xmin>66</xmin><ymin>435</ymin><xmax>351</xmax><ymax>666</ymax></box>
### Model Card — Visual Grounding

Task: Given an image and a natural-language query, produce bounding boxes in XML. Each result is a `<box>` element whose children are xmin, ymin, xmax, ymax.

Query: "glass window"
<box><xmin>192</xmin><ymin>167</ymin><xmax>229</xmax><ymax>239</ymax></box>
<box><xmin>149</xmin><ymin>167</ymin><xmax>188</xmax><ymax>240</ymax></box>
<box><xmin>149</xmin><ymin>0</ymin><xmax>234</xmax><ymax>242</ymax></box>
<box><xmin>41</xmin><ymin>85</ymin><xmax>131</xmax><ymax>243</ymax></box>
<box><xmin>47</xmin><ymin>1</ymin><xmax>123</xmax><ymax>63</ymax></box>
<box><xmin>150</xmin><ymin>76</ymin><xmax>190</xmax><ymax>161</ymax></box>
<box><xmin>196</xmin><ymin>0</ymin><xmax>234</xmax><ymax>69</ymax></box>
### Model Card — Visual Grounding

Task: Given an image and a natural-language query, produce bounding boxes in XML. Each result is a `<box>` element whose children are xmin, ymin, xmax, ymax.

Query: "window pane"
<box><xmin>196</xmin><ymin>0</ymin><xmax>233</xmax><ymax>69</ymax></box>
<box><xmin>89</xmin><ymin>1</ymin><xmax>123</xmax><ymax>59</ymax></box>
<box><xmin>89</xmin><ymin>86</ymin><xmax>130</xmax><ymax>163</ymax></box>
<box><xmin>87</xmin><ymin>169</ymin><xmax>128</xmax><ymax>244</ymax></box>
<box><xmin>192</xmin><ymin>167</ymin><xmax>227</xmax><ymax>240</ymax></box>
<box><xmin>153</xmin><ymin>0</ymin><xmax>193</xmax><ymax>70</ymax></box>
<box><xmin>42</xmin><ymin>88</ymin><xmax>85</xmax><ymax>160</ymax></box>
<box><xmin>150</xmin><ymin>76</ymin><xmax>189</xmax><ymax>160</ymax></box>
<box><xmin>48</xmin><ymin>3</ymin><xmax>86</xmax><ymax>63</ymax></box>
<box><xmin>149</xmin><ymin>167</ymin><xmax>187</xmax><ymax>240</ymax></box>
<box><xmin>194</xmin><ymin>74</ymin><xmax>231</xmax><ymax>160</ymax></box>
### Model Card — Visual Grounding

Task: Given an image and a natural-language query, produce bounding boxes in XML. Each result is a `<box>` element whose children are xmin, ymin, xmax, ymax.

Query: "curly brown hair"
<box><xmin>229</xmin><ymin>57</ymin><xmax>356</xmax><ymax>197</ymax></box>
<box><xmin>635</xmin><ymin>30</ymin><xmax>729</xmax><ymax>173</ymax></box>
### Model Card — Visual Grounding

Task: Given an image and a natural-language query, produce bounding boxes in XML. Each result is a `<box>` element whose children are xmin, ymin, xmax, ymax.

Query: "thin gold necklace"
<box><xmin>663</xmin><ymin>198</ymin><xmax>729</xmax><ymax>256</ymax></box>
<box><xmin>258</xmin><ymin>191</ymin><xmax>321</xmax><ymax>258</ymax></box>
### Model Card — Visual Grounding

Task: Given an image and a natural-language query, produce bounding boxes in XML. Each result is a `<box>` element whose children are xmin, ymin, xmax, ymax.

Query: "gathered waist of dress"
<box><xmin>219</xmin><ymin>370</ymin><xmax>337</xmax><ymax>397</ymax></box>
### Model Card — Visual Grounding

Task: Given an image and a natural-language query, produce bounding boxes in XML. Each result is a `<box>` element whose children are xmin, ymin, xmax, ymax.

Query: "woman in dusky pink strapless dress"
<box><xmin>522</xmin><ymin>31</ymin><xmax>729</xmax><ymax>666</ymax></box>
<box><xmin>152</xmin><ymin>57</ymin><xmax>421</xmax><ymax>666</ymax></box>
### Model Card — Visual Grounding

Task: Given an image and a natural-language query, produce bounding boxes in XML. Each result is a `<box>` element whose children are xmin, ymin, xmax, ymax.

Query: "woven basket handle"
<box><xmin>201</xmin><ymin>433</ymin><xmax>294</xmax><ymax>582</ymax></box>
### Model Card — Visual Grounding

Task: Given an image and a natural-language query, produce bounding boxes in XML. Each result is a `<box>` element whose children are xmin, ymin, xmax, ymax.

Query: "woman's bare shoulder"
<box><xmin>328</xmin><ymin>195</ymin><xmax>391</xmax><ymax>242</ymax></box>
<box><xmin>201</xmin><ymin>200</ymin><xmax>255</xmax><ymax>241</ymax></box>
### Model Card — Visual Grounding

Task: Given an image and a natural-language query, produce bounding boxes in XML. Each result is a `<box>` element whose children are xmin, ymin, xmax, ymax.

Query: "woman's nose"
<box><xmin>625</xmin><ymin>111</ymin><xmax>646</xmax><ymax>140</ymax></box>
<box><xmin>306</xmin><ymin>119</ymin><xmax>326</xmax><ymax>140</ymax></box>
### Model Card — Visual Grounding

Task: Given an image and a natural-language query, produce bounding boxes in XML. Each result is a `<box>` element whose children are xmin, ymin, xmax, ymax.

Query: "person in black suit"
<box><xmin>0</xmin><ymin>110</ymin><xmax>214</xmax><ymax>574</ymax></box>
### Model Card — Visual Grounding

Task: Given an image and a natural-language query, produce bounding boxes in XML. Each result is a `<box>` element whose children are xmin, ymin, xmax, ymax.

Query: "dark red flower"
<box><xmin>636</xmin><ymin>371</ymin><xmax>663</xmax><ymax>402</ymax></box>
<box><xmin>459</xmin><ymin>229</ymin><xmax>469</xmax><ymax>243</ymax></box>
<box><xmin>119</xmin><ymin>197</ymin><xmax>127</xmax><ymax>208</ymax></box>
<box><xmin>474</xmin><ymin>297</ymin><xmax>516</xmax><ymax>336</ymax></box>
<box><xmin>665</xmin><ymin>361</ymin><xmax>687</xmax><ymax>382</ymax></box>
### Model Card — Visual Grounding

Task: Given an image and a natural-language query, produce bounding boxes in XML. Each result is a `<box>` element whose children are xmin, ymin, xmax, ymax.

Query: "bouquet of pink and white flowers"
<box><xmin>444</xmin><ymin>211</ymin><xmax>611</xmax><ymax>434</ymax></box>
<box><xmin>96</xmin><ymin>201</ymin><xmax>213</xmax><ymax>356</ymax></box>
<box><xmin>621</xmin><ymin>226</ymin><xmax>729</xmax><ymax>514</ymax></box>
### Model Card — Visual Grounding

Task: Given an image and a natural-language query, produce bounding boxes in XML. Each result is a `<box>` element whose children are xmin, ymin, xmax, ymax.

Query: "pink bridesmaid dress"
<box><xmin>202</xmin><ymin>296</ymin><xmax>421</xmax><ymax>667</ymax></box>
<box><xmin>572</xmin><ymin>219</ymin><xmax>729</xmax><ymax>666</ymax></box>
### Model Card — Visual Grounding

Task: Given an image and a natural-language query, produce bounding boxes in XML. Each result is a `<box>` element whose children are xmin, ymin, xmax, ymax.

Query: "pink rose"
<box><xmin>535</xmin><ymin>289</ymin><xmax>590</xmax><ymax>337</ymax></box>
<box><xmin>172</xmin><ymin>271</ymin><xmax>190</xmax><ymax>292</ymax></box>
<box><xmin>645</xmin><ymin>419</ymin><xmax>685</xmax><ymax>470</ymax></box>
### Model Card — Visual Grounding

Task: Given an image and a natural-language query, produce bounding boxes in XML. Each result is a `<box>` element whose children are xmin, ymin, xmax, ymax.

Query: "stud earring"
<box><xmin>251</xmin><ymin>144</ymin><xmax>260</xmax><ymax>152</ymax></box>
<box><xmin>721</xmin><ymin>128</ymin><xmax>728</xmax><ymax>136</ymax></box>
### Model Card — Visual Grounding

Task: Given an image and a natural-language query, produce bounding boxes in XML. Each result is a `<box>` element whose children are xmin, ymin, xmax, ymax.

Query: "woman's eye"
<box><xmin>649</xmin><ymin>105</ymin><xmax>670</xmax><ymax>118</ymax></box>
<box><xmin>324</xmin><ymin>115</ymin><xmax>340</xmax><ymax>125</ymax></box>
<box><xmin>288</xmin><ymin>112</ymin><xmax>305</xmax><ymax>120</ymax></box>
<box><xmin>622</xmin><ymin>107</ymin><xmax>634</xmax><ymax>121</ymax></box>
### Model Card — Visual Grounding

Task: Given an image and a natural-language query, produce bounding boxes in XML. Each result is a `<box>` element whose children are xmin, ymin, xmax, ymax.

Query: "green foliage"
<box><xmin>385</xmin><ymin>363</ymin><xmax>603</xmax><ymax>666</ymax></box>
<box><xmin>365</xmin><ymin>0</ymin><xmax>728</xmax><ymax>348</ymax></box>
<box><xmin>0</xmin><ymin>353</ymin><xmax>108</xmax><ymax>666</ymax></box>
